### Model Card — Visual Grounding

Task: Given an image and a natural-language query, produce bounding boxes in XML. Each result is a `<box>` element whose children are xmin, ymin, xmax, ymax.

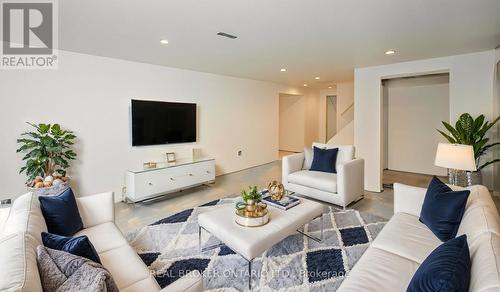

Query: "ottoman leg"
<box><xmin>248</xmin><ymin>259</ymin><xmax>252</xmax><ymax>290</ymax></box>
<box><xmin>296</xmin><ymin>215</ymin><xmax>323</xmax><ymax>242</ymax></box>
<box><xmin>198</xmin><ymin>226</ymin><xmax>226</xmax><ymax>252</ymax></box>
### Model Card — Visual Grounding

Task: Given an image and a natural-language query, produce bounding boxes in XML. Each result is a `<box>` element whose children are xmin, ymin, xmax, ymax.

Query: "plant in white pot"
<box><xmin>437</xmin><ymin>113</ymin><xmax>500</xmax><ymax>186</ymax></box>
<box><xmin>17</xmin><ymin>123</ymin><xmax>77</xmax><ymax>195</ymax></box>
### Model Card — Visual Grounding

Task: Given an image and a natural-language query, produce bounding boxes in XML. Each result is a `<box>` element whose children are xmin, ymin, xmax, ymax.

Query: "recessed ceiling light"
<box><xmin>160</xmin><ymin>39</ymin><xmax>169</xmax><ymax>45</ymax></box>
<box><xmin>385</xmin><ymin>50</ymin><xmax>396</xmax><ymax>55</ymax></box>
<box><xmin>328</xmin><ymin>86</ymin><xmax>332</xmax><ymax>89</ymax></box>
<box><xmin>280</xmin><ymin>68</ymin><xmax>287</xmax><ymax>72</ymax></box>
<box><xmin>303</xmin><ymin>84</ymin><xmax>308</xmax><ymax>87</ymax></box>
<box><xmin>315</xmin><ymin>77</ymin><xmax>320</xmax><ymax>80</ymax></box>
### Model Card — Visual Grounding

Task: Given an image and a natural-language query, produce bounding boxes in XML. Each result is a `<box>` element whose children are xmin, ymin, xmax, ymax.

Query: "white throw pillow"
<box><xmin>302</xmin><ymin>147</ymin><xmax>313</xmax><ymax>170</ymax></box>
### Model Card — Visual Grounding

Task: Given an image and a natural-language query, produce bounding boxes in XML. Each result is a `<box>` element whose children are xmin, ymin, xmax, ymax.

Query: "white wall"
<box><xmin>327</xmin><ymin>120</ymin><xmax>354</xmax><ymax>145</ymax></box>
<box><xmin>303</xmin><ymin>89</ymin><xmax>321</xmax><ymax>147</ymax></box>
<box><xmin>0</xmin><ymin>50</ymin><xmax>306</xmax><ymax>201</ymax></box>
<box><xmin>279</xmin><ymin>94</ymin><xmax>305</xmax><ymax>152</ymax></box>
<box><xmin>355</xmin><ymin>50</ymin><xmax>497</xmax><ymax>192</ymax></box>
<box><xmin>384</xmin><ymin>75</ymin><xmax>449</xmax><ymax>176</ymax></box>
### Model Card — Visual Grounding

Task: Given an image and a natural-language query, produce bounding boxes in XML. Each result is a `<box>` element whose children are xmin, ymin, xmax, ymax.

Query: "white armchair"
<box><xmin>282</xmin><ymin>143</ymin><xmax>364</xmax><ymax>209</ymax></box>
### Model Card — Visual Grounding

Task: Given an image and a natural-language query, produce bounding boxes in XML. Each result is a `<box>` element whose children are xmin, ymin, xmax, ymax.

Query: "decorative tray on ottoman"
<box><xmin>235</xmin><ymin>203</ymin><xmax>269</xmax><ymax>227</ymax></box>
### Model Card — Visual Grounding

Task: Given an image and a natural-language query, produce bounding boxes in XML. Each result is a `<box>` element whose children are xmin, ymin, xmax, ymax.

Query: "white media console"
<box><xmin>125</xmin><ymin>157</ymin><xmax>215</xmax><ymax>203</ymax></box>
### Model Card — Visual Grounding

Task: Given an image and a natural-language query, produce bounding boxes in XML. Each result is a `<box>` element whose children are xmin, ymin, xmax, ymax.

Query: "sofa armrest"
<box><xmin>76</xmin><ymin>192</ymin><xmax>114</xmax><ymax>228</ymax></box>
<box><xmin>159</xmin><ymin>271</ymin><xmax>203</xmax><ymax>292</ymax></box>
<box><xmin>336</xmin><ymin>158</ymin><xmax>364</xmax><ymax>207</ymax></box>
<box><xmin>282</xmin><ymin>153</ymin><xmax>304</xmax><ymax>184</ymax></box>
<box><xmin>393</xmin><ymin>183</ymin><xmax>426</xmax><ymax>217</ymax></box>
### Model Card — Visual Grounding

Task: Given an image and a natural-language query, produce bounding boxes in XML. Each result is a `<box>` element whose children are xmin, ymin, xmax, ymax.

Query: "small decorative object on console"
<box><xmin>143</xmin><ymin>162</ymin><xmax>157</xmax><ymax>169</ymax></box>
<box><xmin>166</xmin><ymin>152</ymin><xmax>176</xmax><ymax>163</ymax></box>
<box><xmin>268</xmin><ymin>180</ymin><xmax>285</xmax><ymax>201</ymax></box>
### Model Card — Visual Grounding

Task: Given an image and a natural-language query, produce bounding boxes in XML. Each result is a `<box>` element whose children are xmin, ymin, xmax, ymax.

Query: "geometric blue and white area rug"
<box><xmin>126</xmin><ymin>197</ymin><xmax>386</xmax><ymax>291</ymax></box>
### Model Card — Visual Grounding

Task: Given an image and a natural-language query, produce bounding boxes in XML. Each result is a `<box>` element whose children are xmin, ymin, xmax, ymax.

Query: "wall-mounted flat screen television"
<box><xmin>131</xmin><ymin>99</ymin><xmax>196</xmax><ymax>146</ymax></box>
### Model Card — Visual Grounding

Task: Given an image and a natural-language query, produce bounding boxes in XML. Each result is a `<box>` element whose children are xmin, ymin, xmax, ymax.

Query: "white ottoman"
<box><xmin>198</xmin><ymin>197</ymin><xmax>324</xmax><ymax>289</ymax></box>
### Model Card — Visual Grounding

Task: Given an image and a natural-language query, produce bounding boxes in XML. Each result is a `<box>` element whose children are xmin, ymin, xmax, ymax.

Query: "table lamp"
<box><xmin>434</xmin><ymin>143</ymin><xmax>477</xmax><ymax>186</ymax></box>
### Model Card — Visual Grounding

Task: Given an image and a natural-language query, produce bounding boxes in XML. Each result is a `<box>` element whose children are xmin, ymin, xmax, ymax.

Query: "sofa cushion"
<box><xmin>337</xmin><ymin>247</ymin><xmax>419</xmax><ymax>292</ymax></box>
<box><xmin>99</xmin><ymin>245</ymin><xmax>152</xmax><ymax>290</ymax></box>
<box><xmin>465</xmin><ymin>185</ymin><xmax>496</xmax><ymax>210</ymax></box>
<box><xmin>2</xmin><ymin>192</ymin><xmax>47</xmax><ymax>243</ymax></box>
<box><xmin>0</xmin><ymin>232</ymin><xmax>43</xmax><ymax>292</ymax></box>
<box><xmin>287</xmin><ymin>170</ymin><xmax>337</xmax><ymax>193</ymax></box>
<box><xmin>458</xmin><ymin>205</ymin><xmax>500</xmax><ymax>242</ymax></box>
<box><xmin>419</xmin><ymin>176</ymin><xmax>470</xmax><ymax>241</ymax></box>
<box><xmin>39</xmin><ymin>188</ymin><xmax>83</xmax><ymax>236</ymax></box>
<box><xmin>371</xmin><ymin>212</ymin><xmax>441</xmax><ymax>264</ymax></box>
<box><xmin>407</xmin><ymin>235</ymin><xmax>471</xmax><ymax>292</ymax></box>
<box><xmin>120</xmin><ymin>276</ymin><xmax>161</xmax><ymax>292</ymax></box>
<box><xmin>468</xmin><ymin>232</ymin><xmax>500</xmax><ymax>292</ymax></box>
<box><xmin>75</xmin><ymin>222</ymin><xmax>128</xmax><ymax>253</ymax></box>
<box><xmin>42</xmin><ymin>232</ymin><xmax>101</xmax><ymax>263</ymax></box>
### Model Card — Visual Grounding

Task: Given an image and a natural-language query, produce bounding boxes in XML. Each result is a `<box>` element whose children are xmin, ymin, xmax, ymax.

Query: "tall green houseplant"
<box><xmin>437</xmin><ymin>113</ymin><xmax>500</xmax><ymax>170</ymax></box>
<box><xmin>17</xmin><ymin>123</ymin><xmax>77</xmax><ymax>183</ymax></box>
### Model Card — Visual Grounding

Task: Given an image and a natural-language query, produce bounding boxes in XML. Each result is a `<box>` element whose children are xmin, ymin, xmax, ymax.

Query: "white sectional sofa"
<box><xmin>282</xmin><ymin>143</ymin><xmax>364</xmax><ymax>209</ymax></box>
<box><xmin>0</xmin><ymin>191</ymin><xmax>202</xmax><ymax>292</ymax></box>
<box><xmin>338</xmin><ymin>183</ymin><xmax>500</xmax><ymax>292</ymax></box>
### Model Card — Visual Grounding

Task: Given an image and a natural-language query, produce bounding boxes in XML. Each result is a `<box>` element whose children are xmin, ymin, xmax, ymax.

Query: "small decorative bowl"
<box><xmin>235</xmin><ymin>207</ymin><xmax>270</xmax><ymax>227</ymax></box>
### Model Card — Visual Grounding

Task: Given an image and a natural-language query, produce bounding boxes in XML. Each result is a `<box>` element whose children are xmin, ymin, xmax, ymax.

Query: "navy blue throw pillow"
<box><xmin>310</xmin><ymin>147</ymin><xmax>339</xmax><ymax>173</ymax></box>
<box><xmin>39</xmin><ymin>188</ymin><xmax>83</xmax><ymax>236</ymax></box>
<box><xmin>419</xmin><ymin>176</ymin><xmax>470</xmax><ymax>242</ymax></box>
<box><xmin>407</xmin><ymin>234</ymin><xmax>471</xmax><ymax>292</ymax></box>
<box><xmin>42</xmin><ymin>232</ymin><xmax>101</xmax><ymax>263</ymax></box>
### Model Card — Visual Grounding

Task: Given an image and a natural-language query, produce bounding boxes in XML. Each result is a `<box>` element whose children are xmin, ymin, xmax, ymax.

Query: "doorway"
<box><xmin>326</xmin><ymin>95</ymin><xmax>337</xmax><ymax>141</ymax></box>
<box><xmin>382</xmin><ymin>73</ymin><xmax>450</xmax><ymax>178</ymax></box>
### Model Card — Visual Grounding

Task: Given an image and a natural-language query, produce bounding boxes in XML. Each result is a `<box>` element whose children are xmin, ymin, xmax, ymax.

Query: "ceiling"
<box><xmin>58</xmin><ymin>0</ymin><xmax>500</xmax><ymax>88</ymax></box>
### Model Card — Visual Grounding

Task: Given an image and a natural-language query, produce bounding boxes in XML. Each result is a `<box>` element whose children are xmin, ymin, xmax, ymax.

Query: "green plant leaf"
<box><xmin>441</xmin><ymin>122</ymin><xmax>460</xmax><ymax>141</ymax></box>
<box><xmin>458</xmin><ymin>113</ymin><xmax>474</xmax><ymax>143</ymax></box>
<box><xmin>473</xmin><ymin>138</ymin><xmax>489</xmax><ymax>157</ymax></box>
<box><xmin>437</xmin><ymin>130</ymin><xmax>457</xmax><ymax>143</ymax></box>
<box><xmin>479</xmin><ymin>159</ymin><xmax>500</xmax><ymax>170</ymax></box>
<box><xmin>482</xmin><ymin>142</ymin><xmax>500</xmax><ymax>152</ymax></box>
<box><xmin>38</xmin><ymin>123</ymin><xmax>50</xmax><ymax>134</ymax></box>
<box><xmin>17</xmin><ymin>122</ymin><xmax>77</xmax><ymax>180</ymax></box>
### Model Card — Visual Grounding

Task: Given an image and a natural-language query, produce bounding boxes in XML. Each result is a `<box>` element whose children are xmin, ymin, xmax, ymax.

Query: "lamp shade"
<box><xmin>435</xmin><ymin>143</ymin><xmax>477</xmax><ymax>171</ymax></box>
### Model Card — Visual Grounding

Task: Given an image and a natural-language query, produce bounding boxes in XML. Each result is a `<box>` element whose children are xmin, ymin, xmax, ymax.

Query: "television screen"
<box><xmin>131</xmin><ymin>99</ymin><xmax>196</xmax><ymax>146</ymax></box>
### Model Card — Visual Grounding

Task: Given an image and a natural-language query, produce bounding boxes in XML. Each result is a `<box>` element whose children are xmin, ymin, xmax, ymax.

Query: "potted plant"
<box><xmin>238</xmin><ymin>186</ymin><xmax>262</xmax><ymax>212</ymax></box>
<box><xmin>17</xmin><ymin>123</ymin><xmax>77</xmax><ymax>194</ymax></box>
<box><xmin>437</xmin><ymin>113</ymin><xmax>500</xmax><ymax>185</ymax></box>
